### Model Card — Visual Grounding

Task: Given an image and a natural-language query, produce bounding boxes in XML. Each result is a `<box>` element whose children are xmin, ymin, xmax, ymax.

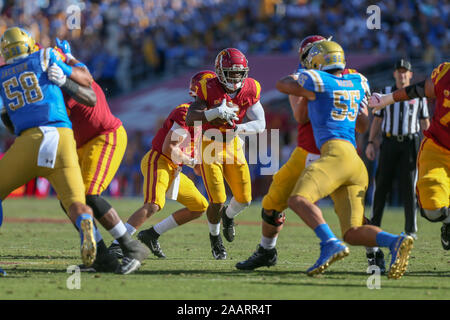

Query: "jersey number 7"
<box><xmin>2</xmin><ymin>72</ymin><xmax>44</xmax><ymax>111</ymax></box>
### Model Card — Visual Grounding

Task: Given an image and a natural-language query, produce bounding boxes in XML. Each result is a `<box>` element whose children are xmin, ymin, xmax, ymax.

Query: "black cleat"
<box><xmin>221</xmin><ymin>206</ymin><xmax>235</xmax><ymax>242</ymax></box>
<box><xmin>79</xmin><ymin>251</ymin><xmax>120</xmax><ymax>273</ymax></box>
<box><xmin>137</xmin><ymin>228</ymin><xmax>166</xmax><ymax>258</ymax></box>
<box><xmin>236</xmin><ymin>245</ymin><xmax>277</xmax><ymax>270</ymax></box>
<box><xmin>441</xmin><ymin>223</ymin><xmax>450</xmax><ymax>250</ymax></box>
<box><xmin>210</xmin><ymin>234</ymin><xmax>227</xmax><ymax>260</ymax></box>
<box><xmin>115</xmin><ymin>257</ymin><xmax>141</xmax><ymax>275</ymax></box>
<box><xmin>108</xmin><ymin>242</ymin><xmax>124</xmax><ymax>259</ymax></box>
<box><xmin>115</xmin><ymin>239</ymin><xmax>150</xmax><ymax>275</ymax></box>
<box><xmin>367</xmin><ymin>249</ymin><xmax>386</xmax><ymax>274</ymax></box>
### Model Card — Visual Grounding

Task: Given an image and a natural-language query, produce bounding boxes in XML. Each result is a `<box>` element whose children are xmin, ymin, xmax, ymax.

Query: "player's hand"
<box><xmin>365</xmin><ymin>142</ymin><xmax>376</xmax><ymax>161</ymax></box>
<box><xmin>47</xmin><ymin>63</ymin><xmax>67</xmax><ymax>87</ymax></box>
<box><xmin>369</xmin><ymin>93</ymin><xmax>394</xmax><ymax>112</ymax></box>
<box><xmin>55</xmin><ymin>38</ymin><xmax>75</xmax><ymax>62</ymax></box>
<box><xmin>55</xmin><ymin>38</ymin><xmax>71</xmax><ymax>55</ymax></box>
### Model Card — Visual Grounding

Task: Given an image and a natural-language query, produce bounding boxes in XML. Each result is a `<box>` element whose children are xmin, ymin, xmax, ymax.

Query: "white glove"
<box><xmin>368</xmin><ymin>92</ymin><xmax>394</xmax><ymax>112</ymax></box>
<box><xmin>204</xmin><ymin>99</ymin><xmax>239</xmax><ymax>126</ymax></box>
<box><xmin>47</xmin><ymin>63</ymin><xmax>67</xmax><ymax>87</ymax></box>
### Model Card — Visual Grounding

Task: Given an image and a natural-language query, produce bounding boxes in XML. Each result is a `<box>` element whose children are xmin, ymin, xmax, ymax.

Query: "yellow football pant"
<box><xmin>291</xmin><ymin>139</ymin><xmax>368</xmax><ymax>236</ymax></box>
<box><xmin>0</xmin><ymin>127</ymin><xmax>85</xmax><ymax>211</ymax></box>
<box><xmin>199</xmin><ymin>136</ymin><xmax>251</xmax><ymax>204</ymax></box>
<box><xmin>262</xmin><ymin>146</ymin><xmax>315</xmax><ymax>212</ymax></box>
<box><xmin>141</xmin><ymin>149</ymin><xmax>208</xmax><ymax>212</ymax></box>
<box><xmin>416</xmin><ymin>137</ymin><xmax>450</xmax><ymax>210</ymax></box>
<box><xmin>77</xmin><ymin>125</ymin><xmax>127</xmax><ymax>195</ymax></box>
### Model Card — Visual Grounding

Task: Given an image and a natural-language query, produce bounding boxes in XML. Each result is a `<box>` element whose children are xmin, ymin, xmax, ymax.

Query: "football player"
<box><xmin>46</xmin><ymin>38</ymin><xmax>150</xmax><ymax>275</ymax></box>
<box><xmin>185</xmin><ymin>48</ymin><xmax>266</xmax><ymax>260</ymax></box>
<box><xmin>251</xmin><ymin>40</ymin><xmax>413</xmax><ymax>279</ymax></box>
<box><xmin>107</xmin><ymin>71</ymin><xmax>212</xmax><ymax>259</ymax></box>
<box><xmin>369</xmin><ymin>61</ymin><xmax>450</xmax><ymax>250</ymax></box>
<box><xmin>0</xmin><ymin>27</ymin><xmax>97</xmax><ymax>269</ymax></box>
<box><xmin>236</xmin><ymin>35</ymin><xmax>373</xmax><ymax>271</ymax></box>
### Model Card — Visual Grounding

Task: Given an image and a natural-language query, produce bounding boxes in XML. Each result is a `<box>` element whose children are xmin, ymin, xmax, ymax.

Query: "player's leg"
<box><xmin>333</xmin><ymin>157</ymin><xmax>413</xmax><ymax>279</ymax></box>
<box><xmin>416</xmin><ymin>138</ymin><xmax>450</xmax><ymax>249</ymax></box>
<box><xmin>43</xmin><ymin>128</ymin><xmax>98</xmax><ymax>267</ymax></box>
<box><xmin>236</xmin><ymin>147</ymin><xmax>312</xmax><ymax>270</ymax></box>
<box><xmin>288</xmin><ymin>141</ymin><xmax>365</xmax><ymax>276</ymax></box>
<box><xmin>109</xmin><ymin>150</ymin><xmax>169</xmax><ymax>259</ymax></box>
<box><xmin>221</xmin><ymin>159</ymin><xmax>252</xmax><ymax>242</ymax></box>
<box><xmin>370</xmin><ymin>139</ymin><xmax>398</xmax><ymax>228</ymax></box>
<box><xmin>219</xmin><ymin>138</ymin><xmax>252</xmax><ymax>242</ymax></box>
<box><xmin>138</xmin><ymin>173</ymin><xmax>209</xmax><ymax>257</ymax></box>
<box><xmin>398</xmin><ymin>137</ymin><xmax>419</xmax><ymax>238</ymax></box>
<box><xmin>199</xmin><ymin>153</ymin><xmax>228</xmax><ymax>260</ymax></box>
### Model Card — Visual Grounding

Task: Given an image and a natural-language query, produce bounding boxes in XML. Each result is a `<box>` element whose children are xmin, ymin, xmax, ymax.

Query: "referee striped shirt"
<box><xmin>374</xmin><ymin>85</ymin><xmax>429</xmax><ymax>136</ymax></box>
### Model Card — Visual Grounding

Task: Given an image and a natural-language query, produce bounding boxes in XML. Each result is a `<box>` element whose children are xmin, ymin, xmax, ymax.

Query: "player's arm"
<box><xmin>289</xmin><ymin>95</ymin><xmax>309</xmax><ymax>124</ymax></box>
<box><xmin>55</xmin><ymin>38</ymin><xmax>94</xmax><ymax>82</ymax></box>
<box><xmin>0</xmin><ymin>109</ymin><xmax>14</xmax><ymax>135</ymax></box>
<box><xmin>276</xmin><ymin>74</ymin><xmax>316</xmax><ymax>100</ymax></box>
<box><xmin>369</xmin><ymin>78</ymin><xmax>435</xmax><ymax>111</ymax></box>
<box><xmin>47</xmin><ymin>64</ymin><xmax>97</xmax><ymax>107</ymax></box>
<box><xmin>365</xmin><ymin>116</ymin><xmax>383</xmax><ymax>161</ymax></box>
<box><xmin>162</xmin><ymin>124</ymin><xmax>195</xmax><ymax>167</ymax></box>
<box><xmin>235</xmin><ymin>101</ymin><xmax>266</xmax><ymax>134</ymax></box>
<box><xmin>185</xmin><ymin>97</ymin><xmax>238</xmax><ymax>126</ymax></box>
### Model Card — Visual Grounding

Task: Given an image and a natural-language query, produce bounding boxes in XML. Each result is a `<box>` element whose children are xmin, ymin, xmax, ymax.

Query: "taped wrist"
<box><xmin>261</xmin><ymin>209</ymin><xmax>286</xmax><ymax>227</ymax></box>
<box><xmin>86</xmin><ymin>195</ymin><xmax>112</xmax><ymax>220</ymax></box>
<box><xmin>61</xmin><ymin>78</ymin><xmax>80</xmax><ymax>96</ymax></box>
<box><xmin>405</xmin><ymin>80</ymin><xmax>426</xmax><ymax>99</ymax></box>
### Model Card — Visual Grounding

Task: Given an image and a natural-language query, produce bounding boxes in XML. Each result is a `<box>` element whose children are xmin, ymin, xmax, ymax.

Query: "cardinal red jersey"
<box><xmin>296</xmin><ymin>68</ymin><xmax>358</xmax><ymax>154</ymax></box>
<box><xmin>424</xmin><ymin>62</ymin><xmax>450</xmax><ymax>150</ymax></box>
<box><xmin>63</xmin><ymin>81</ymin><xmax>122</xmax><ymax>148</ymax></box>
<box><xmin>151</xmin><ymin>103</ymin><xmax>195</xmax><ymax>158</ymax></box>
<box><xmin>196</xmin><ymin>77</ymin><xmax>261</xmax><ymax>132</ymax></box>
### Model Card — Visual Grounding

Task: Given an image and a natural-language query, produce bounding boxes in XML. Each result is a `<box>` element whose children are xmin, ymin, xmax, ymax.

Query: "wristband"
<box><xmin>204</xmin><ymin>108</ymin><xmax>220</xmax><ymax>122</ymax></box>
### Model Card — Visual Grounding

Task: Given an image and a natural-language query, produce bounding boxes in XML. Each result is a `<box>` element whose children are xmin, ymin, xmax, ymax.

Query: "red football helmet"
<box><xmin>215</xmin><ymin>48</ymin><xmax>249</xmax><ymax>92</ymax></box>
<box><xmin>189</xmin><ymin>70</ymin><xmax>217</xmax><ymax>97</ymax></box>
<box><xmin>298</xmin><ymin>35</ymin><xmax>330</xmax><ymax>67</ymax></box>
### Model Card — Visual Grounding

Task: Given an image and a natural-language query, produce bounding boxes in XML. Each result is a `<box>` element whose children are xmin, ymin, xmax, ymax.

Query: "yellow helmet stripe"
<box><xmin>200</xmin><ymin>78</ymin><xmax>208</xmax><ymax>100</ymax></box>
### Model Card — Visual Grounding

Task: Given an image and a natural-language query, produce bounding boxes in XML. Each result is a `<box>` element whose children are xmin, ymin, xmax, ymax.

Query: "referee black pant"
<box><xmin>370</xmin><ymin>134</ymin><xmax>420</xmax><ymax>234</ymax></box>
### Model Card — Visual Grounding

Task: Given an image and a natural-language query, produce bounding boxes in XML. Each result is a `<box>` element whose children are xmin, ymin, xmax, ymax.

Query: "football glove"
<box><xmin>55</xmin><ymin>38</ymin><xmax>75</xmax><ymax>62</ymax></box>
<box><xmin>47</xmin><ymin>63</ymin><xmax>67</xmax><ymax>87</ymax></box>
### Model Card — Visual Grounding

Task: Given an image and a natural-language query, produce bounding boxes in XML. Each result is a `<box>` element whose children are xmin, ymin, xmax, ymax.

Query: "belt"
<box><xmin>383</xmin><ymin>133</ymin><xmax>417</xmax><ymax>142</ymax></box>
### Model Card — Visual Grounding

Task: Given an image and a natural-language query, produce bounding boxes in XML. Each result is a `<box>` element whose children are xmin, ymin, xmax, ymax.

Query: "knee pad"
<box><xmin>86</xmin><ymin>195</ymin><xmax>112</xmax><ymax>220</ymax></box>
<box><xmin>420</xmin><ymin>207</ymin><xmax>449</xmax><ymax>222</ymax></box>
<box><xmin>261</xmin><ymin>209</ymin><xmax>286</xmax><ymax>227</ymax></box>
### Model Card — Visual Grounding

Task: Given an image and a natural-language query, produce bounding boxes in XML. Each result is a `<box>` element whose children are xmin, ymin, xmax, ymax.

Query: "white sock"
<box><xmin>154</xmin><ymin>215</ymin><xmax>178</xmax><ymax>235</ymax></box>
<box><xmin>125</xmin><ymin>222</ymin><xmax>136</xmax><ymax>235</ymax></box>
<box><xmin>113</xmin><ymin>222</ymin><xmax>136</xmax><ymax>244</ymax></box>
<box><xmin>366</xmin><ymin>246</ymin><xmax>379</xmax><ymax>254</ymax></box>
<box><xmin>208</xmin><ymin>221</ymin><xmax>220</xmax><ymax>236</ymax></box>
<box><xmin>260</xmin><ymin>235</ymin><xmax>277</xmax><ymax>249</ymax></box>
<box><xmin>226</xmin><ymin>197</ymin><xmax>250</xmax><ymax>219</ymax></box>
<box><xmin>108</xmin><ymin>221</ymin><xmax>127</xmax><ymax>239</ymax></box>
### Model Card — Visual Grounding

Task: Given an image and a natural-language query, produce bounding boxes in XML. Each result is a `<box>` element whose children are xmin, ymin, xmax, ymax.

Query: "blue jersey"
<box><xmin>298</xmin><ymin>69</ymin><xmax>370</xmax><ymax>149</ymax></box>
<box><xmin>0</xmin><ymin>48</ymin><xmax>72</xmax><ymax>135</ymax></box>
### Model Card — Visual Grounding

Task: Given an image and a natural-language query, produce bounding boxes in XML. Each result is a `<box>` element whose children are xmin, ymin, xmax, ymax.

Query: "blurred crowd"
<box><xmin>0</xmin><ymin>0</ymin><xmax>448</xmax><ymax>96</ymax></box>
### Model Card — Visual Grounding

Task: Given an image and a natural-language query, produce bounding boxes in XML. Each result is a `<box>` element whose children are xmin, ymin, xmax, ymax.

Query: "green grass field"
<box><xmin>0</xmin><ymin>197</ymin><xmax>449</xmax><ymax>300</ymax></box>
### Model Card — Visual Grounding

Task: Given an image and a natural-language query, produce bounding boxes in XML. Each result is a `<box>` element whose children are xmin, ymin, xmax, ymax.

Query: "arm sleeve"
<box><xmin>297</xmin><ymin>70</ymin><xmax>323</xmax><ymax>92</ymax></box>
<box><xmin>237</xmin><ymin>101</ymin><xmax>265</xmax><ymax>134</ymax></box>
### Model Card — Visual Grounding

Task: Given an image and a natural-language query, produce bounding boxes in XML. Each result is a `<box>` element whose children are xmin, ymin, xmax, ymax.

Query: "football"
<box><xmin>207</xmin><ymin>100</ymin><xmax>238</xmax><ymax>128</ymax></box>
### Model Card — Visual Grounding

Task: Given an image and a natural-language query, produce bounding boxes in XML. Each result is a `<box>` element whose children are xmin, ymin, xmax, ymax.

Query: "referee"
<box><xmin>365</xmin><ymin>59</ymin><xmax>430</xmax><ymax>270</ymax></box>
